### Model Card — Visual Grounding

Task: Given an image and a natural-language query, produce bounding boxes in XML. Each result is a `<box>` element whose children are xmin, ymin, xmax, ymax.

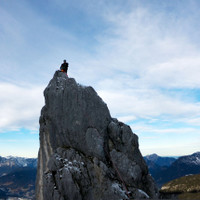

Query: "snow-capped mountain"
<box><xmin>176</xmin><ymin>152</ymin><xmax>200</xmax><ymax>165</ymax></box>
<box><xmin>5</xmin><ymin>156</ymin><xmax>37</xmax><ymax>168</ymax></box>
<box><xmin>0</xmin><ymin>156</ymin><xmax>37</xmax><ymax>177</ymax></box>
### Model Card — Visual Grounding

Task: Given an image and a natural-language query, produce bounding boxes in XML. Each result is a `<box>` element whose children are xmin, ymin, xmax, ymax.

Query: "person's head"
<box><xmin>63</xmin><ymin>59</ymin><xmax>66</xmax><ymax>63</ymax></box>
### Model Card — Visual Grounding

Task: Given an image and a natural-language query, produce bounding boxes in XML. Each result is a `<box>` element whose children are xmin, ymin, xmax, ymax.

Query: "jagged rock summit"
<box><xmin>36</xmin><ymin>71</ymin><xmax>158</xmax><ymax>200</ymax></box>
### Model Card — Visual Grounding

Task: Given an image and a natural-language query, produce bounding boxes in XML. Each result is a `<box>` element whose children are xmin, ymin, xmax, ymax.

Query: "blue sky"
<box><xmin>1</xmin><ymin>0</ymin><xmax>200</xmax><ymax>157</ymax></box>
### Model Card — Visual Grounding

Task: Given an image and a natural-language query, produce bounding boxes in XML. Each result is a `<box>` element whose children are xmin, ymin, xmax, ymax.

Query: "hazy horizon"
<box><xmin>1</xmin><ymin>151</ymin><xmax>198</xmax><ymax>159</ymax></box>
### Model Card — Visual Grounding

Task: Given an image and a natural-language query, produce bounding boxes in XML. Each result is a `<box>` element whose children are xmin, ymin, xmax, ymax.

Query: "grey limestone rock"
<box><xmin>36</xmin><ymin>71</ymin><xmax>158</xmax><ymax>200</ymax></box>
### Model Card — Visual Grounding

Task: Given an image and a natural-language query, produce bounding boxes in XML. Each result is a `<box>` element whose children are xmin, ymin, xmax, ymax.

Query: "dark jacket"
<box><xmin>60</xmin><ymin>62</ymin><xmax>68</xmax><ymax>72</ymax></box>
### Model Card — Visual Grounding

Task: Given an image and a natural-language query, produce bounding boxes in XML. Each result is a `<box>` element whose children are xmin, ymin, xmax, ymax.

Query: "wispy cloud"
<box><xmin>132</xmin><ymin>124</ymin><xmax>200</xmax><ymax>135</ymax></box>
<box><xmin>98</xmin><ymin>89</ymin><xmax>200</xmax><ymax>121</ymax></box>
<box><xmin>0</xmin><ymin>83</ymin><xmax>44</xmax><ymax>132</ymax></box>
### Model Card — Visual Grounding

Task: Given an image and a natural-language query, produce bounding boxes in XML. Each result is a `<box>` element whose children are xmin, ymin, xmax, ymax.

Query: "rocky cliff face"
<box><xmin>36</xmin><ymin>71</ymin><xmax>158</xmax><ymax>200</ymax></box>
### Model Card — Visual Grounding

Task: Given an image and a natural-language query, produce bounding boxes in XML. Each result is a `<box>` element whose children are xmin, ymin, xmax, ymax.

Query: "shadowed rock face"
<box><xmin>36</xmin><ymin>71</ymin><xmax>158</xmax><ymax>200</ymax></box>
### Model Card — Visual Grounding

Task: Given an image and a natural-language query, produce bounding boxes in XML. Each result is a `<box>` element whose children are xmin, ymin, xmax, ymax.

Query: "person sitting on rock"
<box><xmin>60</xmin><ymin>60</ymin><xmax>69</xmax><ymax>74</ymax></box>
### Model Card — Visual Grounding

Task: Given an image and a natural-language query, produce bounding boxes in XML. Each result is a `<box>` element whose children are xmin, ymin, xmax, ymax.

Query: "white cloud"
<box><xmin>86</xmin><ymin>4</ymin><xmax>200</xmax><ymax>133</ymax></box>
<box><xmin>0</xmin><ymin>83</ymin><xmax>44</xmax><ymax>132</ymax></box>
<box><xmin>118</xmin><ymin>115</ymin><xmax>137</xmax><ymax>123</ymax></box>
<box><xmin>185</xmin><ymin>117</ymin><xmax>200</xmax><ymax>126</ymax></box>
<box><xmin>142</xmin><ymin>56</ymin><xmax>200</xmax><ymax>89</ymax></box>
<box><xmin>132</xmin><ymin>124</ymin><xmax>200</xmax><ymax>135</ymax></box>
<box><xmin>98</xmin><ymin>88</ymin><xmax>200</xmax><ymax>120</ymax></box>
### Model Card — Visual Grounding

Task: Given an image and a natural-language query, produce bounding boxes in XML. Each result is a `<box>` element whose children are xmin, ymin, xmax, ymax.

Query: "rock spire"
<box><xmin>36</xmin><ymin>71</ymin><xmax>157</xmax><ymax>200</ymax></box>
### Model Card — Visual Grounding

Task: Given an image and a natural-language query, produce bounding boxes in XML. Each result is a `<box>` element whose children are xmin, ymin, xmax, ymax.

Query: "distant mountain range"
<box><xmin>144</xmin><ymin>152</ymin><xmax>200</xmax><ymax>187</ymax></box>
<box><xmin>0</xmin><ymin>156</ymin><xmax>37</xmax><ymax>177</ymax></box>
<box><xmin>0</xmin><ymin>156</ymin><xmax>37</xmax><ymax>199</ymax></box>
<box><xmin>0</xmin><ymin>152</ymin><xmax>199</xmax><ymax>198</ymax></box>
<box><xmin>144</xmin><ymin>153</ymin><xmax>176</xmax><ymax>167</ymax></box>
